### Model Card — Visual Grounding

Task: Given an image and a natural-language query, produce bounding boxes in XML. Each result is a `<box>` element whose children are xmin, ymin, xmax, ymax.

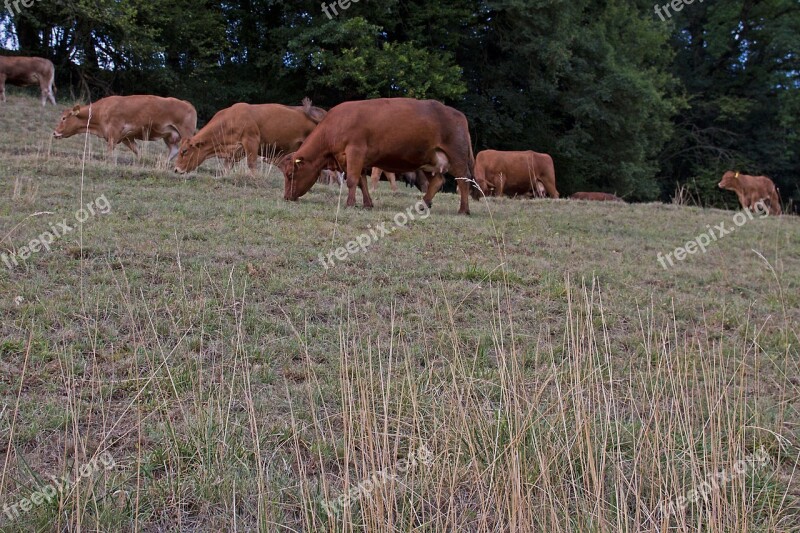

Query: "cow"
<box><xmin>175</xmin><ymin>99</ymin><xmax>326</xmax><ymax>174</ymax></box>
<box><xmin>571</xmin><ymin>192</ymin><xmax>625</xmax><ymax>202</ymax></box>
<box><xmin>719</xmin><ymin>171</ymin><xmax>781</xmax><ymax>216</ymax></box>
<box><xmin>53</xmin><ymin>95</ymin><xmax>197</xmax><ymax>160</ymax></box>
<box><xmin>473</xmin><ymin>150</ymin><xmax>560</xmax><ymax>200</ymax></box>
<box><xmin>281</xmin><ymin>98</ymin><xmax>476</xmax><ymax>214</ymax></box>
<box><xmin>0</xmin><ymin>56</ymin><xmax>56</xmax><ymax>106</ymax></box>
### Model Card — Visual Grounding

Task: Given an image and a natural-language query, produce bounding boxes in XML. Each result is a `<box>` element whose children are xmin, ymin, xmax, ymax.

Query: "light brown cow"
<box><xmin>473</xmin><ymin>150</ymin><xmax>560</xmax><ymax>199</ymax></box>
<box><xmin>281</xmin><ymin>98</ymin><xmax>476</xmax><ymax>214</ymax></box>
<box><xmin>175</xmin><ymin>99</ymin><xmax>326</xmax><ymax>174</ymax></box>
<box><xmin>53</xmin><ymin>95</ymin><xmax>197</xmax><ymax>160</ymax></box>
<box><xmin>0</xmin><ymin>56</ymin><xmax>56</xmax><ymax>106</ymax></box>
<box><xmin>571</xmin><ymin>192</ymin><xmax>625</xmax><ymax>202</ymax></box>
<box><xmin>719</xmin><ymin>171</ymin><xmax>781</xmax><ymax>215</ymax></box>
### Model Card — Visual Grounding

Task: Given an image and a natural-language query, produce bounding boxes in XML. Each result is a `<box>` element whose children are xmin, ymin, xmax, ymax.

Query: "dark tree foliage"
<box><xmin>1</xmin><ymin>0</ymin><xmax>797</xmax><ymax>205</ymax></box>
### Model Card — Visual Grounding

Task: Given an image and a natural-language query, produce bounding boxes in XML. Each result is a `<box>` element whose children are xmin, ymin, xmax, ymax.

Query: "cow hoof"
<box><xmin>459</xmin><ymin>210</ymin><xmax>471</xmax><ymax>216</ymax></box>
<box><xmin>424</xmin><ymin>200</ymin><xmax>433</xmax><ymax>209</ymax></box>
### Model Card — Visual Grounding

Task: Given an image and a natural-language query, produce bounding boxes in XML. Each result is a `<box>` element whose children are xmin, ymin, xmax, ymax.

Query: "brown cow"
<box><xmin>53</xmin><ymin>95</ymin><xmax>197</xmax><ymax>160</ymax></box>
<box><xmin>281</xmin><ymin>98</ymin><xmax>476</xmax><ymax>214</ymax></box>
<box><xmin>0</xmin><ymin>56</ymin><xmax>56</xmax><ymax>106</ymax></box>
<box><xmin>473</xmin><ymin>150</ymin><xmax>560</xmax><ymax>199</ymax></box>
<box><xmin>175</xmin><ymin>99</ymin><xmax>326</xmax><ymax>174</ymax></box>
<box><xmin>719</xmin><ymin>171</ymin><xmax>781</xmax><ymax>215</ymax></box>
<box><xmin>571</xmin><ymin>192</ymin><xmax>625</xmax><ymax>202</ymax></box>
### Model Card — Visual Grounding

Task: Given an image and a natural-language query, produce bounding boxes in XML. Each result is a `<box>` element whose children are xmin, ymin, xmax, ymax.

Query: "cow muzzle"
<box><xmin>53</xmin><ymin>132</ymin><xmax>63</xmax><ymax>139</ymax></box>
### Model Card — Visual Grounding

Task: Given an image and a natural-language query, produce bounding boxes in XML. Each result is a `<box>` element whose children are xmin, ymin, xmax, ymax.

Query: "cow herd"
<box><xmin>1</xmin><ymin>55</ymin><xmax>785</xmax><ymax>217</ymax></box>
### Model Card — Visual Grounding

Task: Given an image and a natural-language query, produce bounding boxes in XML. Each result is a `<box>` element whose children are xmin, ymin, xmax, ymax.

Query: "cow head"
<box><xmin>719</xmin><ymin>171</ymin><xmax>740</xmax><ymax>191</ymax></box>
<box><xmin>53</xmin><ymin>105</ymin><xmax>89</xmax><ymax>139</ymax></box>
<box><xmin>281</xmin><ymin>154</ymin><xmax>321</xmax><ymax>201</ymax></box>
<box><xmin>174</xmin><ymin>138</ymin><xmax>208</xmax><ymax>174</ymax></box>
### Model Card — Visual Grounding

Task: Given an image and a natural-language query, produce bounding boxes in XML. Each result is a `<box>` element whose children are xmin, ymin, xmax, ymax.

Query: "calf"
<box><xmin>719</xmin><ymin>171</ymin><xmax>781</xmax><ymax>216</ymax></box>
<box><xmin>53</xmin><ymin>95</ymin><xmax>197</xmax><ymax>160</ymax></box>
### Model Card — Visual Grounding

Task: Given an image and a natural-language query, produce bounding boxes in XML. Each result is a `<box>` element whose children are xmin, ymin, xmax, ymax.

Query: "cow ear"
<box><xmin>70</xmin><ymin>105</ymin><xmax>81</xmax><ymax>116</ymax></box>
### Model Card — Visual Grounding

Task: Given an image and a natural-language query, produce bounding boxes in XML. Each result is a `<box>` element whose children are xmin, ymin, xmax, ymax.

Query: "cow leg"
<box><xmin>457</xmin><ymin>179</ymin><xmax>471</xmax><ymax>215</ymax></box>
<box><xmin>358</xmin><ymin>174</ymin><xmax>375</xmax><ymax>209</ymax></box>
<box><xmin>39</xmin><ymin>79</ymin><xmax>49</xmax><ymax>107</ymax></box>
<box><xmin>370</xmin><ymin>167</ymin><xmax>382</xmax><ymax>188</ymax></box>
<box><xmin>164</xmin><ymin>131</ymin><xmax>181</xmax><ymax>161</ymax></box>
<box><xmin>541</xmin><ymin>178</ymin><xmax>559</xmax><ymax>199</ymax></box>
<box><xmin>422</xmin><ymin>173</ymin><xmax>445</xmax><ymax>209</ymax></box>
<box><xmin>344</xmin><ymin>150</ymin><xmax>367</xmax><ymax>208</ymax></box>
<box><xmin>121</xmin><ymin>138</ymin><xmax>139</xmax><ymax>156</ymax></box>
<box><xmin>387</xmin><ymin>172</ymin><xmax>398</xmax><ymax>192</ymax></box>
<box><xmin>165</xmin><ymin>140</ymin><xmax>180</xmax><ymax>161</ymax></box>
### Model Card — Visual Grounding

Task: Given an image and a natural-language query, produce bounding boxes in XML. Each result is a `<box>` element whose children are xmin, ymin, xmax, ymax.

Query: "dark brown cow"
<box><xmin>474</xmin><ymin>150</ymin><xmax>560</xmax><ymax>199</ymax></box>
<box><xmin>0</xmin><ymin>56</ymin><xmax>56</xmax><ymax>106</ymax></box>
<box><xmin>571</xmin><ymin>192</ymin><xmax>625</xmax><ymax>202</ymax></box>
<box><xmin>53</xmin><ymin>95</ymin><xmax>197</xmax><ymax>160</ymax></box>
<box><xmin>719</xmin><ymin>171</ymin><xmax>782</xmax><ymax>215</ymax></box>
<box><xmin>175</xmin><ymin>99</ymin><xmax>326</xmax><ymax>174</ymax></box>
<box><xmin>281</xmin><ymin>98</ymin><xmax>476</xmax><ymax>214</ymax></box>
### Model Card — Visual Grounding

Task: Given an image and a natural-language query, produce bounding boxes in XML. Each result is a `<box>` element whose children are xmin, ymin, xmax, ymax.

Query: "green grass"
<box><xmin>1</xmin><ymin>92</ymin><xmax>799</xmax><ymax>531</ymax></box>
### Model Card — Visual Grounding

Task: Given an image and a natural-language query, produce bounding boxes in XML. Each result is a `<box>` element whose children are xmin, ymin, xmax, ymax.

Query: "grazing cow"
<box><xmin>281</xmin><ymin>98</ymin><xmax>476</xmax><ymax>214</ymax></box>
<box><xmin>0</xmin><ymin>56</ymin><xmax>56</xmax><ymax>106</ymax></box>
<box><xmin>175</xmin><ymin>99</ymin><xmax>326</xmax><ymax>174</ymax></box>
<box><xmin>53</xmin><ymin>95</ymin><xmax>197</xmax><ymax>160</ymax></box>
<box><xmin>719</xmin><ymin>171</ymin><xmax>781</xmax><ymax>215</ymax></box>
<box><xmin>473</xmin><ymin>150</ymin><xmax>560</xmax><ymax>199</ymax></box>
<box><xmin>571</xmin><ymin>192</ymin><xmax>625</xmax><ymax>202</ymax></box>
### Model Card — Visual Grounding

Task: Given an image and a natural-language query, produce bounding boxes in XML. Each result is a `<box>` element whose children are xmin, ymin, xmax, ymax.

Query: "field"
<box><xmin>1</xmin><ymin>93</ymin><xmax>799</xmax><ymax>532</ymax></box>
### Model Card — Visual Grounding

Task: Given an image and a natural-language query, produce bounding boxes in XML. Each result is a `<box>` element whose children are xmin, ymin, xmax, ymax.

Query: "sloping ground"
<box><xmin>0</xmin><ymin>93</ymin><xmax>799</xmax><ymax>531</ymax></box>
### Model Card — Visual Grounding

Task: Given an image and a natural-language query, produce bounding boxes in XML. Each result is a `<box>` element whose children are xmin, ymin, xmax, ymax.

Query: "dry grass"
<box><xmin>0</xmin><ymin>92</ymin><xmax>799</xmax><ymax>531</ymax></box>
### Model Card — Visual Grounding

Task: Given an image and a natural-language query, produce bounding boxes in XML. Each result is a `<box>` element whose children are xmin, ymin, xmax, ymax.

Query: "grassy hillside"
<box><xmin>1</xmin><ymin>93</ymin><xmax>799</xmax><ymax>532</ymax></box>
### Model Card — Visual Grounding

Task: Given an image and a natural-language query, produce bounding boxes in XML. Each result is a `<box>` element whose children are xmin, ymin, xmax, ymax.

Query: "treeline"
<box><xmin>1</xmin><ymin>0</ymin><xmax>798</xmax><ymax>206</ymax></box>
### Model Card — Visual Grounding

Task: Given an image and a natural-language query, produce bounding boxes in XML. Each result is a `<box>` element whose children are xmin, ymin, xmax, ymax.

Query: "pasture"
<box><xmin>1</xmin><ymin>93</ymin><xmax>799</xmax><ymax>531</ymax></box>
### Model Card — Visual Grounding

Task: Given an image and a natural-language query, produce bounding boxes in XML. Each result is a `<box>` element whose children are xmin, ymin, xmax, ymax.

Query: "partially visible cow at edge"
<box><xmin>281</xmin><ymin>98</ymin><xmax>476</xmax><ymax>214</ymax></box>
<box><xmin>571</xmin><ymin>192</ymin><xmax>625</xmax><ymax>203</ymax></box>
<box><xmin>175</xmin><ymin>99</ymin><xmax>326</xmax><ymax>174</ymax></box>
<box><xmin>0</xmin><ymin>56</ymin><xmax>56</xmax><ymax>106</ymax></box>
<box><xmin>473</xmin><ymin>150</ymin><xmax>560</xmax><ymax>200</ymax></box>
<box><xmin>53</xmin><ymin>95</ymin><xmax>197</xmax><ymax>160</ymax></box>
<box><xmin>719</xmin><ymin>171</ymin><xmax>782</xmax><ymax>216</ymax></box>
